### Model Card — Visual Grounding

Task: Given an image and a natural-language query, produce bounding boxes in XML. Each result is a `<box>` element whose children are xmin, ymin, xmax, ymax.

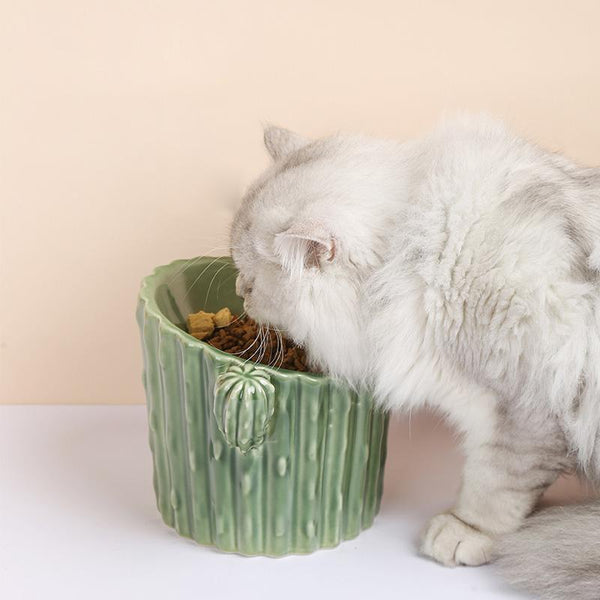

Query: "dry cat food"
<box><xmin>186</xmin><ymin>308</ymin><xmax>315</xmax><ymax>373</ymax></box>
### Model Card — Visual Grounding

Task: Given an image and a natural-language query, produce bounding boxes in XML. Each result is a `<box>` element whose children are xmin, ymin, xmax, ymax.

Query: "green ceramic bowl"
<box><xmin>136</xmin><ymin>256</ymin><xmax>389</xmax><ymax>556</ymax></box>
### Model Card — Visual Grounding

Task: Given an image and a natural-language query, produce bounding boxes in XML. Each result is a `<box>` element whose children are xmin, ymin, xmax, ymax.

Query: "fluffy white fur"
<box><xmin>230</xmin><ymin>115</ymin><xmax>600</xmax><ymax>599</ymax></box>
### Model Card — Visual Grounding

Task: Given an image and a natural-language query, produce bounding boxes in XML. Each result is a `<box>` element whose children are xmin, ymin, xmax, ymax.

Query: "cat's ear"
<box><xmin>263</xmin><ymin>125</ymin><xmax>309</xmax><ymax>161</ymax></box>
<box><xmin>274</xmin><ymin>219</ymin><xmax>336</xmax><ymax>276</ymax></box>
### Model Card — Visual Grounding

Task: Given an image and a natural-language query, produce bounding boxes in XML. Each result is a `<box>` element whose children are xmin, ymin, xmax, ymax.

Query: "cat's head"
<box><xmin>229</xmin><ymin>126</ymin><xmax>402</xmax><ymax>378</ymax></box>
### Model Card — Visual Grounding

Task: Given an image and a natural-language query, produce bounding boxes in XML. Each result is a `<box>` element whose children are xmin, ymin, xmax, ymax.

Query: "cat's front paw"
<box><xmin>420</xmin><ymin>513</ymin><xmax>494</xmax><ymax>567</ymax></box>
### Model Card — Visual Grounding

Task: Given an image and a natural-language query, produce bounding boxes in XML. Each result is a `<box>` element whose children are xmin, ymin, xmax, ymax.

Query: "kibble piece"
<box><xmin>214</xmin><ymin>307</ymin><xmax>233</xmax><ymax>328</ymax></box>
<box><xmin>187</xmin><ymin>310</ymin><xmax>215</xmax><ymax>340</ymax></box>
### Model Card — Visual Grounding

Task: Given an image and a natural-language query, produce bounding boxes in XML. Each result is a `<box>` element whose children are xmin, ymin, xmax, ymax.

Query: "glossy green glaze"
<box><xmin>136</xmin><ymin>256</ymin><xmax>389</xmax><ymax>556</ymax></box>
<box><xmin>214</xmin><ymin>363</ymin><xmax>276</xmax><ymax>454</ymax></box>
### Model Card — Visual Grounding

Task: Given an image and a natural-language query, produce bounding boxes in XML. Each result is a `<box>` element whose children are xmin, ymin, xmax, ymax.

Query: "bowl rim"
<box><xmin>138</xmin><ymin>256</ymin><xmax>327</xmax><ymax>382</ymax></box>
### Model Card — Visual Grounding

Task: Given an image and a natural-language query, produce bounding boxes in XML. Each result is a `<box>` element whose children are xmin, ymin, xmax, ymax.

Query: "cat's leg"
<box><xmin>420</xmin><ymin>407</ymin><xmax>572</xmax><ymax>567</ymax></box>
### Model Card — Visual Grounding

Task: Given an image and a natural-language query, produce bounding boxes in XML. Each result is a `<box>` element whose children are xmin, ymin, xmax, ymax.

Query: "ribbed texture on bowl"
<box><xmin>136</xmin><ymin>257</ymin><xmax>389</xmax><ymax>556</ymax></box>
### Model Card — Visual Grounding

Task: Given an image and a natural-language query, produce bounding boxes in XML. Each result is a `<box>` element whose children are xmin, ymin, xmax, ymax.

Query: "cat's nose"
<box><xmin>235</xmin><ymin>275</ymin><xmax>252</xmax><ymax>298</ymax></box>
<box><xmin>235</xmin><ymin>275</ymin><xmax>244</xmax><ymax>297</ymax></box>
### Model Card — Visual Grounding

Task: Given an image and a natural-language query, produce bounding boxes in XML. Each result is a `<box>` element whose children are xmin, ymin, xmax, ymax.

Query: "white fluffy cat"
<box><xmin>229</xmin><ymin>114</ymin><xmax>600</xmax><ymax>599</ymax></box>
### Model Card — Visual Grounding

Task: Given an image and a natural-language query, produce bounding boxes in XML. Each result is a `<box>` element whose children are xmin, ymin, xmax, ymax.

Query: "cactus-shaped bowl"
<box><xmin>136</xmin><ymin>256</ymin><xmax>389</xmax><ymax>556</ymax></box>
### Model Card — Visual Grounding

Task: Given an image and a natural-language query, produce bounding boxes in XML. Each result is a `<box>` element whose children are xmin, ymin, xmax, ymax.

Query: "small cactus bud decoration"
<box><xmin>214</xmin><ymin>363</ymin><xmax>276</xmax><ymax>453</ymax></box>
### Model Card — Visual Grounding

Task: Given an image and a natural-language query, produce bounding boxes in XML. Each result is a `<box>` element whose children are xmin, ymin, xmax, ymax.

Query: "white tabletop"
<box><xmin>1</xmin><ymin>405</ymin><xmax>592</xmax><ymax>600</ymax></box>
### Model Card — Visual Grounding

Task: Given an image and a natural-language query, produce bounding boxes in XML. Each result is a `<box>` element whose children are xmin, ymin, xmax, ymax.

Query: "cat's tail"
<box><xmin>495</xmin><ymin>502</ymin><xmax>600</xmax><ymax>600</ymax></box>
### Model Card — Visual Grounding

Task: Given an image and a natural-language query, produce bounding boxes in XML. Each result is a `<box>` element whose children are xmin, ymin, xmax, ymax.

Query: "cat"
<box><xmin>229</xmin><ymin>114</ymin><xmax>600</xmax><ymax>600</ymax></box>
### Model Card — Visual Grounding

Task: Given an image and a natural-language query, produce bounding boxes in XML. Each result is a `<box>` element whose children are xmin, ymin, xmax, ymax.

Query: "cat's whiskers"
<box><xmin>203</xmin><ymin>262</ymin><xmax>230</xmax><ymax>306</ymax></box>
<box><xmin>265</xmin><ymin>327</ymin><xmax>277</xmax><ymax>367</ymax></box>
<box><xmin>214</xmin><ymin>310</ymin><xmax>247</xmax><ymax>329</ymax></box>
<box><xmin>272</xmin><ymin>327</ymin><xmax>284</xmax><ymax>369</ymax></box>
<box><xmin>166</xmin><ymin>256</ymin><xmax>202</xmax><ymax>286</ymax></box>
<box><xmin>182</xmin><ymin>255</ymin><xmax>227</xmax><ymax>302</ymax></box>
<box><xmin>273</xmin><ymin>329</ymin><xmax>284</xmax><ymax>368</ymax></box>
<box><xmin>266</xmin><ymin>328</ymin><xmax>281</xmax><ymax>367</ymax></box>
<box><xmin>243</xmin><ymin>325</ymin><xmax>267</xmax><ymax>366</ymax></box>
<box><xmin>216</xmin><ymin>270</ymin><xmax>239</xmax><ymax>297</ymax></box>
<box><xmin>237</xmin><ymin>325</ymin><xmax>263</xmax><ymax>364</ymax></box>
<box><xmin>260</xmin><ymin>324</ymin><xmax>286</xmax><ymax>369</ymax></box>
<box><xmin>230</xmin><ymin>323</ymin><xmax>261</xmax><ymax>356</ymax></box>
<box><xmin>257</xmin><ymin>325</ymin><xmax>269</xmax><ymax>364</ymax></box>
<box><xmin>166</xmin><ymin>243</ymin><xmax>231</xmax><ymax>286</ymax></box>
<box><xmin>278</xmin><ymin>330</ymin><xmax>286</xmax><ymax>368</ymax></box>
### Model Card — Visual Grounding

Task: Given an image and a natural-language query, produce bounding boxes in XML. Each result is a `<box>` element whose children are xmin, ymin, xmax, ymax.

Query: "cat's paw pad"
<box><xmin>420</xmin><ymin>513</ymin><xmax>494</xmax><ymax>567</ymax></box>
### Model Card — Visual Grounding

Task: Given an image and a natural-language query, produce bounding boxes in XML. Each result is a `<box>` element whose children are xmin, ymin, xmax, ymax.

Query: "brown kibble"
<box><xmin>186</xmin><ymin>307</ymin><xmax>318</xmax><ymax>373</ymax></box>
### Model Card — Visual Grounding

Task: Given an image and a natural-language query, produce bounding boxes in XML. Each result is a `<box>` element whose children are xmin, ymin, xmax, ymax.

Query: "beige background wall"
<box><xmin>2</xmin><ymin>0</ymin><xmax>600</xmax><ymax>403</ymax></box>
